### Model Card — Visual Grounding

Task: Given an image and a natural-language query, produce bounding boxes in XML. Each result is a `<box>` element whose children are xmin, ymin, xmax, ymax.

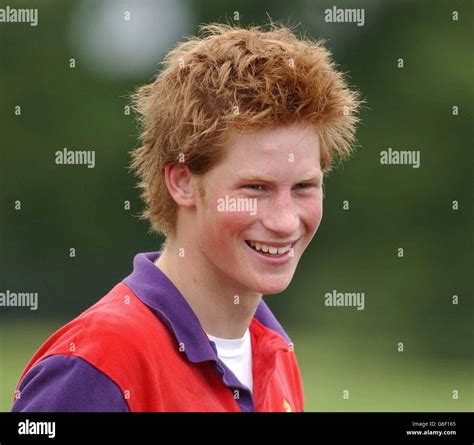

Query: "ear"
<box><xmin>164</xmin><ymin>164</ymin><xmax>197</xmax><ymax>208</ymax></box>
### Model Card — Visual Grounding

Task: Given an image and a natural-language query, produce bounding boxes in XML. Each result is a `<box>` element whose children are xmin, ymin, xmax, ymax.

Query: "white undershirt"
<box><xmin>207</xmin><ymin>329</ymin><xmax>253</xmax><ymax>393</ymax></box>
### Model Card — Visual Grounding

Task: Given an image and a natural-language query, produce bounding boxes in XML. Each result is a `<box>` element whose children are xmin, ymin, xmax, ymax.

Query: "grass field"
<box><xmin>1</xmin><ymin>320</ymin><xmax>472</xmax><ymax>411</ymax></box>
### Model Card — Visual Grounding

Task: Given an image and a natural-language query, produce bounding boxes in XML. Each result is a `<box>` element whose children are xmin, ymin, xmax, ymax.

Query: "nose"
<box><xmin>260</xmin><ymin>189</ymin><xmax>299</xmax><ymax>238</ymax></box>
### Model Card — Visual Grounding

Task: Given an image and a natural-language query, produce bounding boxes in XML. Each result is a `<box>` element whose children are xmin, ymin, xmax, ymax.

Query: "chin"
<box><xmin>251</xmin><ymin>277</ymin><xmax>293</xmax><ymax>295</ymax></box>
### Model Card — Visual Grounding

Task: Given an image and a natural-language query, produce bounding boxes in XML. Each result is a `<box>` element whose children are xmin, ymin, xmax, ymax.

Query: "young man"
<box><xmin>12</xmin><ymin>23</ymin><xmax>359</xmax><ymax>412</ymax></box>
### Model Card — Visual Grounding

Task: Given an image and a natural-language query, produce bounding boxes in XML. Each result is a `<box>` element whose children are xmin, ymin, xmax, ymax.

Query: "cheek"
<box><xmin>201</xmin><ymin>201</ymin><xmax>254</xmax><ymax>246</ymax></box>
<box><xmin>220</xmin><ymin>211</ymin><xmax>254</xmax><ymax>235</ymax></box>
<box><xmin>303</xmin><ymin>196</ymin><xmax>323</xmax><ymax>236</ymax></box>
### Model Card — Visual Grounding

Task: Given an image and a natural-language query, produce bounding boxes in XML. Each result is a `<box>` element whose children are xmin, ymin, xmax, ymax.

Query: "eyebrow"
<box><xmin>236</xmin><ymin>171</ymin><xmax>323</xmax><ymax>183</ymax></box>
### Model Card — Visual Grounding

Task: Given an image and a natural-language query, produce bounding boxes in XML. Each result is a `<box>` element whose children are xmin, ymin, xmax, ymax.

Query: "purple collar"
<box><xmin>122</xmin><ymin>251</ymin><xmax>292</xmax><ymax>413</ymax></box>
<box><xmin>123</xmin><ymin>251</ymin><xmax>217</xmax><ymax>364</ymax></box>
<box><xmin>123</xmin><ymin>251</ymin><xmax>291</xmax><ymax>353</ymax></box>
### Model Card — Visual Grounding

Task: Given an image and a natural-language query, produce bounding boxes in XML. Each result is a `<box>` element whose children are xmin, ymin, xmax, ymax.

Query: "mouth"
<box><xmin>244</xmin><ymin>239</ymin><xmax>297</xmax><ymax>258</ymax></box>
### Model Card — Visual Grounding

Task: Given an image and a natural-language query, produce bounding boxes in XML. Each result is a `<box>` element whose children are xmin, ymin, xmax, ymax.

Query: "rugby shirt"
<box><xmin>12</xmin><ymin>252</ymin><xmax>304</xmax><ymax>412</ymax></box>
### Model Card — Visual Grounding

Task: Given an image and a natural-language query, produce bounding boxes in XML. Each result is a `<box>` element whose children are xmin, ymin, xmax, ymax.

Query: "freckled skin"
<box><xmin>195</xmin><ymin>123</ymin><xmax>323</xmax><ymax>295</ymax></box>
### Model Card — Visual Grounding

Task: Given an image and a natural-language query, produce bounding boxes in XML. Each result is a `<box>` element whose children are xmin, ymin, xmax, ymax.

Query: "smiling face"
<box><xmin>191</xmin><ymin>123</ymin><xmax>323</xmax><ymax>295</ymax></box>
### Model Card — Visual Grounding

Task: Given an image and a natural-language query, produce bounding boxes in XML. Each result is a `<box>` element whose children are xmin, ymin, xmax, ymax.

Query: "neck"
<box><xmin>155</xmin><ymin>237</ymin><xmax>262</xmax><ymax>339</ymax></box>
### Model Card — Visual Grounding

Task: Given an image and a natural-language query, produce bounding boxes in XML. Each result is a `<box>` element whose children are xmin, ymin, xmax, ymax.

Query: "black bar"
<box><xmin>0</xmin><ymin>412</ymin><xmax>471</xmax><ymax>443</ymax></box>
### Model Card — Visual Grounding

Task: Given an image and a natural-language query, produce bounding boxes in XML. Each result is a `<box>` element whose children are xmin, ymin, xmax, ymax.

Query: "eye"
<box><xmin>244</xmin><ymin>184</ymin><xmax>265</xmax><ymax>191</ymax></box>
<box><xmin>294</xmin><ymin>183</ymin><xmax>319</xmax><ymax>190</ymax></box>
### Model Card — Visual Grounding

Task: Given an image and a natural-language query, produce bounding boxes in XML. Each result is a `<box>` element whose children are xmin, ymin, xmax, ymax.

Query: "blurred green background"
<box><xmin>0</xmin><ymin>0</ymin><xmax>472</xmax><ymax>411</ymax></box>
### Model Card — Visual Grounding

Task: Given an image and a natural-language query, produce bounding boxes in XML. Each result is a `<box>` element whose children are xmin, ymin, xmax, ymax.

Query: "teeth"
<box><xmin>277</xmin><ymin>245</ymin><xmax>290</xmax><ymax>254</ymax></box>
<box><xmin>246</xmin><ymin>241</ymin><xmax>292</xmax><ymax>256</ymax></box>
